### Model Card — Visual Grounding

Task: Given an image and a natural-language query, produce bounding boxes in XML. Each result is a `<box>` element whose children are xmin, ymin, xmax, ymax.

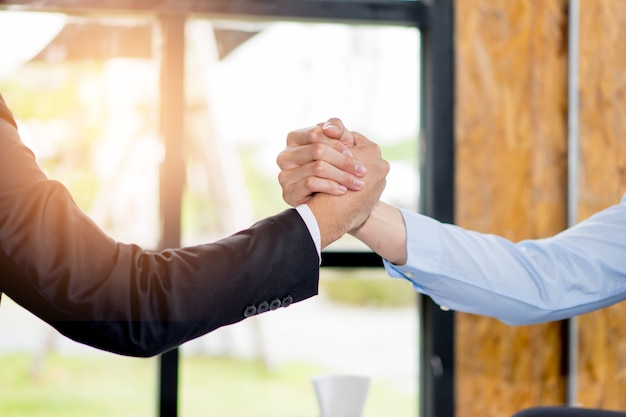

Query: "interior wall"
<box><xmin>576</xmin><ymin>0</ymin><xmax>626</xmax><ymax>409</ymax></box>
<box><xmin>455</xmin><ymin>1</ymin><xmax>569</xmax><ymax>416</ymax></box>
<box><xmin>455</xmin><ymin>0</ymin><xmax>626</xmax><ymax>415</ymax></box>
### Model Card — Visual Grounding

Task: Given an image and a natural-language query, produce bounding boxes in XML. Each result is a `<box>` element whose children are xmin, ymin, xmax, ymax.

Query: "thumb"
<box><xmin>322</xmin><ymin>117</ymin><xmax>356</xmax><ymax>148</ymax></box>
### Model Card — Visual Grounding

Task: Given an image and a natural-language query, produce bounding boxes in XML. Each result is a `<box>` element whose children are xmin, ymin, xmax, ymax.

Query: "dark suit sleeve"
<box><xmin>0</xmin><ymin>96</ymin><xmax>319</xmax><ymax>357</ymax></box>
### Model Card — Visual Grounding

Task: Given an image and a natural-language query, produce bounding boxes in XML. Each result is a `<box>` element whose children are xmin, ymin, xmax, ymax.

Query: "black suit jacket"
<box><xmin>0</xmin><ymin>95</ymin><xmax>319</xmax><ymax>357</ymax></box>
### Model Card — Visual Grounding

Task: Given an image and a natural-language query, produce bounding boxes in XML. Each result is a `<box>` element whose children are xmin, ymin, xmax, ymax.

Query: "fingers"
<box><xmin>278</xmin><ymin>159</ymin><xmax>366</xmax><ymax>206</ymax></box>
<box><xmin>277</xmin><ymin>142</ymin><xmax>366</xmax><ymax>193</ymax></box>
<box><xmin>282</xmin><ymin>120</ymin><xmax>365</xmax><ymax>174</ymax></box>
<box><xmin>342</xmin><ymin>140</ymin><xmax>390</xmax><ymax>232</ymax></box>
<box><xmin>350</xmin><ymin>138</ymin><xmax>389</xmax><ymax>182</ymax></box>
<box><xmin>278</xmin><ymin>119</ymin><xmax>373</xmax><ymax>207</ymax></box>
<box><xmin>307</xmin><ymin>137</ymin><xmax>390</xmax><ymax>246</ymax></box>
<box><xmin>277</xmin><ymin>140</ymin><xmax>354</xmax><ymax>171</ymax></box>
<box><xmin>321</xmin><ymin>118</ymin><xmax>356</xmax><ymax>148</ymax></box>
<box><xmin>280</xmin><ymin>171</ymin><xmax>348</xmax><ymax>207</ymax></box>
<box><xmin>286</xmin><ymin>124</ymin><xmax>345</xmax><ymax>149</ymax></box>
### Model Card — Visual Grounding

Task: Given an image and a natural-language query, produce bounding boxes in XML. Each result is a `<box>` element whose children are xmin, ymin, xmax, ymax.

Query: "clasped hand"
<box><xmin>276</xmin><ymin>118</ymin><xmax>389</xmax><ymax>237</ymax></box>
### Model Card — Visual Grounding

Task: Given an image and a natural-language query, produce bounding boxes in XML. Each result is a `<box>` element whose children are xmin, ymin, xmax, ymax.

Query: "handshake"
<box><xmin>276</xmin><ymin>118</ymin><xmax>407</xmax><ymax>265</ymax></box>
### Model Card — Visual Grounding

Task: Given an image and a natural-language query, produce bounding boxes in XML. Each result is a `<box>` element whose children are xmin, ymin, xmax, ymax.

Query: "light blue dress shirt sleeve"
<box><xmin>384</xmin><ymin>195</ymin><xmax>626</xmax><ymax>325</ymax></box>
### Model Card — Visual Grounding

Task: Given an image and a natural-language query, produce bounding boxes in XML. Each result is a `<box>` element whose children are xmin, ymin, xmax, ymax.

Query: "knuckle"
<box><xmin>276</xmin><ymin>153</ymin><xmax>286</xmax><ymax>169</ymax></box>
<box><xmin>285</xmin><ymin>130</ymin><xmax>298</xmax><ymax>145</ymax></box>
<box><xmin>311</xmin><ymin>143</ymin><xmax>327</xmax><ymax>160</ymax></box>
<box><xmin>311</xmin><ymin>160</ymin><xmax>326</xmax><ymax>176</ymax></box>
<box><xmin>303</xmin><ymin>176</ymin><xmax>318</xmax><ymax>190</ymax></box>
<box><xmin>309</xmin><ymin>126</ymin><xmax>325</xmax><ymax>141</ymax></box>
<box><xmin>277</xmin><ymin>170</ymin><xmax>287</xmax><ymax>185</ymax></box>
<box><xmin>334</xmin><ymin>140</ymin><xmax>347</xmax><ymax>153</ymax></box>
<box><xmin>341</xmin><ymin>154</ymin><xmax>354</xmax><ymax>169</ymax></box>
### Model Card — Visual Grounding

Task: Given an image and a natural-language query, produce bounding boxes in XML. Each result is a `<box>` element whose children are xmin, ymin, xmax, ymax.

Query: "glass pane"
<box><xmin>0</xmin><ymin>11</ymin><xmax>162</xmax><ymax>248</ymax></box>
<box><xmin>179</xmin><ymin>19</ymin><xmax>420</xmax><ymax>417</ymax></box>
<box><xmin>0</xmin><ymin>10</ymin><xmax>159</xmax><ymax>416</ymax></box>
<box><xmin>0</xmin><ymin>10</ymin><xmax>420</xmax><ymax>417</ymax></box>
<box><xmin>180</xmin><ymin>268</ymin><xmax>418</xmax><ymax>417</ymax></box>
<box><xmin>180</xmin><ymin>19</ymin><xmax>420</xmax><ymax>252</ymax></box>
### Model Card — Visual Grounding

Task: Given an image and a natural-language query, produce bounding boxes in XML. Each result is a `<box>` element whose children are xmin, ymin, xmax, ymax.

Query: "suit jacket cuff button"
<box><xmin>244</xmin><ymin>305</ymin><xmax>257</xmax><ymax>317</ymax></box>
<box><xmin>257</xmin><ymin>301</ymin><xmax>270</xmax><ymax>313</ymax></box>
<box><xmin>281</xmin><ymin>296</ymin><xmax>293</xmax><ymax>308</ymax></box>
<box><xmin>270</xmin><ymin>299</ymin><xmax>282</xmax><ymax>310</ymax></box>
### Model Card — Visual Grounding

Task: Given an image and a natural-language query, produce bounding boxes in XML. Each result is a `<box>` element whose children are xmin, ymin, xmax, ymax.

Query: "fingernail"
<box><xmin>352</xmin><ymin>178</ymin><xmax>365</xmax><ymax>189</ymax></box>
<box><xmin>323</xmin><ymin>122</ymin><xmax>339</xmax><ymax>132</ymax></box>
<box><xmin>338</xmin><ymin>185</ymin><xmax>348</xmax><ymax>193</ymax></box>
<box><xmin>342</xmin><ymin>145</ymin><xmax>353</xmax><ymax>157</ymax></box>
<box><xmin>354</xmin><ymin>163</ymin><xmax>366</xmax><ymax>175</ymax></box>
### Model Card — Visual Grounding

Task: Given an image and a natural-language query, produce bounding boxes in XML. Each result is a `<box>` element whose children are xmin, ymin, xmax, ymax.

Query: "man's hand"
<box><xmin>278</xmin><ymin>118</ymin><xmax>406</xmax><ymax>260</ymax></box>
<box><xmin>277</xmin><ymin>118</ymin><xmax>368</xmax><ymax>206</ymax></box>
<box><xmin>280</xmin><ymin>119</ymin><xmax>389</xmax><ymax>248</ymax></box>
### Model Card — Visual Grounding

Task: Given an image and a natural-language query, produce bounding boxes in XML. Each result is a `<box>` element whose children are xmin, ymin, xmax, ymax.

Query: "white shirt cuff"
<box><xmin>296</xmin><ymin>204</ymin><xmax>321</xmax><ymax>264</ymax></box>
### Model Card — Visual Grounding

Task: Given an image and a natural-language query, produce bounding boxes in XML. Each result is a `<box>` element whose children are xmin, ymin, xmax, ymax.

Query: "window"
<box><xmin>0</xmin><ymin>2</ymin><xmax>437</xmax><ymax>415</ymax></box>
<box><xmin>177</xmin><ymin>18</ymin><xmax>420</xmax><ymax>417</ymax></box>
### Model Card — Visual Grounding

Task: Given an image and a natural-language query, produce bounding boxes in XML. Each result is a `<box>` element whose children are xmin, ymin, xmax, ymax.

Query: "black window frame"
<box><xmin>0</xmin><ymin>1</ymin><xmax>455</xmax><ymax>416</ymax></box>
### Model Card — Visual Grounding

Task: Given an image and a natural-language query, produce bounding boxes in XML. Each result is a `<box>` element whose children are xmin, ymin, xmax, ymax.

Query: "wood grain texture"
<box><xmin>576</xmin><ymin>0</ymin><xmax>626</xmax><ymax>409</ymax></box>
<box><xmin>455</xmin><ymin>1</ymin><xmax>569</xmax><ymax>416</ymax></box>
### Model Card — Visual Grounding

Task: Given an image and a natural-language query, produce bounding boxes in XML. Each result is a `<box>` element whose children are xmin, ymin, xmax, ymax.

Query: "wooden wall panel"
<box><xmin>576</xmin><ymin>0</ymin><xmax>626</xmax><ymax>409</ymax></box>
<box><xmin>454</xmin><ymin>1</ymin><xmax>569</xmax><ymax>417</ymax></box>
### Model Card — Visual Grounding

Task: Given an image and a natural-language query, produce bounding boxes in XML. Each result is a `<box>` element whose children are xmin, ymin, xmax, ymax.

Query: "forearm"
<box><xmin>1</xmin><ymin>106</ymin><xmax>319</xmax><ymax>355</ymax></box>
<box><xmin>2</xmin><ymin>110</ymin><xmax>377</xmax><ymax>356</ymax></box>
<box><xmin>387</xmin><ymin>202</ymin><xmax>626</xmax><ymax>324</ymax></box>
<box><xmin>350</xmin><ymin>201</ymin><xmax>407</xmax><ymax>264</ymax></box>
<box><xmin>2</xmin><ymin>194</ymin><xmax>319</xmax><ymax>356</ymax></box>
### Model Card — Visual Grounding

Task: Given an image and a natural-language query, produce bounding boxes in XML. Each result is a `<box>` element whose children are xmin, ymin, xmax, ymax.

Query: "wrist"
<box><xmin>307</xmin><ymin>194</ymin><xmax>352</xmax><ymax>249</ymax></box>
<box><xmin>350</xmin><ymin>201</ymin><xmax>407</xmax><ymax>265</ymax></box>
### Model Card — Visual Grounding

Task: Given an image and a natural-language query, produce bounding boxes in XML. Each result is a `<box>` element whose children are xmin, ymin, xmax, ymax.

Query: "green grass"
<box><xmin>0</xmin><ymin>353</ymin><xmax>415</xmax><ymax>417</ymax></box>
<box><xmin>0</xmin><ymin>353</ymin><xmax>156</xmax><ymax>417</ymax></box>
<box><xmin>321</xmin><ymin>268</ymin><xmax>417</xmax><ymax>308</ymax></box>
